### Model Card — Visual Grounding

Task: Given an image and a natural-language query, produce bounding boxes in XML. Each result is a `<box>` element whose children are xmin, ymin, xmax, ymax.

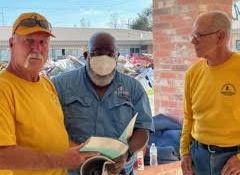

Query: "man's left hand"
<box><xmin>221</xmin><ymin>155</ymin><xmax>240</xmax><ymax>175</ymax></box>
<box><xmin>106</xmin><ymin>152</ymin><xmax>128</xmax><ymax>175</ymax></box>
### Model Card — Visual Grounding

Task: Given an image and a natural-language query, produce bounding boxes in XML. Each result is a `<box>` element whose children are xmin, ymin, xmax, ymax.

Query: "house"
<box><xmin>0</xmin><ymin>26</ymin><xmax>152</xmax><ymax>61</ymax></box>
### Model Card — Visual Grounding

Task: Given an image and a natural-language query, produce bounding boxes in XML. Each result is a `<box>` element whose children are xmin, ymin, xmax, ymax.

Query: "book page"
<box><xmin>118</xmin><ymin>113</ymin><xmax>138</xmax><ymax>143</ymax></box>
<box><xmin>80</xmin><ymin>137</ymin><xmax>128</xmax><ymax>159</ymax></box>
<box><xmin>79</xmin><ymin>113</ymin><xmax>138</xmax><ymax>174</ymax></box>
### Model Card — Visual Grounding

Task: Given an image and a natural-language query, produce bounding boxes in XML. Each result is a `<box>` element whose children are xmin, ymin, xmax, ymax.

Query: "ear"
<box><xmin>217</xmin><ymin>30</ymin><xmax>226</xmax><ymax>45</ymax></box>
<box><xmin>219</xmin><ymin>30</ymin><xmax>225</xmax><ymax>39</ymax></box>
<box><xmin>9</xmin><ymin>37</ymin><xmax>13</xmax><ymax>48</ymax></box>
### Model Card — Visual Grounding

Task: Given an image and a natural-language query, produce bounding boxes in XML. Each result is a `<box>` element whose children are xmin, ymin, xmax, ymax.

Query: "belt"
<box><xmin>194</xmin><ymin>140</ymin><xmax>240</xmax><ymax>153</ymax></box>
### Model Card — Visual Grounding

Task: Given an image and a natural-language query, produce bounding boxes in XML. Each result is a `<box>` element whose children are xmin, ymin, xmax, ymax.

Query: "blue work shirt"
<box><xmin>52</xmin><ymin>67</ymin><xmax>154</xmax><ymax>143</ymax></box>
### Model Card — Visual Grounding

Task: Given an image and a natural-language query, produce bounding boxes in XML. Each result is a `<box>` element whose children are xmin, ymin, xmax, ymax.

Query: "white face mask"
<box><xmin>86</xmin><ymin>64</ymin><xmax>116</xmax><ymax>87</ymax></box>
<box><xmin>89</xmin><ymin>55</ymin><xmax>117</xmax><ymax>76</ymax></box>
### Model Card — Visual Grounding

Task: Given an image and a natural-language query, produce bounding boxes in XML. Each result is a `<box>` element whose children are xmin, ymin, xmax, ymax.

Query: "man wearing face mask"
<box><xmin>52</xmin><ymin>32</ymin><xmax>154</xmax><ymax>175</ymax></box>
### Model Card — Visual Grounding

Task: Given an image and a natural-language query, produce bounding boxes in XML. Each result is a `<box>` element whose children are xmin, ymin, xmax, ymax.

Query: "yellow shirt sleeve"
<box><xmin>0</xmin><ymin>86</ymin><xmax>16</xmax><ymax>146</ymax></box>
<box><xmin>180</xmin><ymin>71</ymin><xmax>193</xmax><ymax>156</ymax></box>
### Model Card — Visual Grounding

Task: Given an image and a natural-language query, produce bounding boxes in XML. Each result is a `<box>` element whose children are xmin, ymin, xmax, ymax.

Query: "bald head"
<box><xmin>88</xmin><ymin>32</ymin><xmax>117</xmax><ymax>57</ymax></box>
<box><xmin>194</xmin><ymin>11</ymin><xmax>231</xmax><ymax>38</ymax></box>
<box><xmin>191</xmin><ymin>11</ymin><xmax>232</xmax><ymax>64</ymax></box>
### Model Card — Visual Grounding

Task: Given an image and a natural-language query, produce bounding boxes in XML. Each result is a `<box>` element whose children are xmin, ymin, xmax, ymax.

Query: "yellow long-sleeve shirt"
<box><xmin>180</xmin><ymin>53</ymin><xmax>240</xmax><ymax>158</ymax></box>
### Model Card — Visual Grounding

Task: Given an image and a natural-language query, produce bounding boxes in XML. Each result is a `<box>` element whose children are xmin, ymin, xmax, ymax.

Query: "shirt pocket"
<box><xmin>108</xmin><ymin>97</ymin><xmax>134</xmax><ymax>112</ymax></box>
<box><xmin>64</xmin><ymin>96</ymin><xmax>92</xmax><ymax>116</ymax></box>
<box><xmin>63</xmin><ymin>96</ymin><xmax>93</xmax><ymax>142</ymax></box>
<box><xmin>108</xmin><ymin>98</ymin><xmax>134</xmax><ymax>135</ymax></box>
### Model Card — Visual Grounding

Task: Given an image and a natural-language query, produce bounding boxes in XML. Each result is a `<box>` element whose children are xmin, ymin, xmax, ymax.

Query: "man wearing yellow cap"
<box><xmin>0</xmin><ymin>12</ymin><xmax>96</xmax><ymax>175</ymax></box>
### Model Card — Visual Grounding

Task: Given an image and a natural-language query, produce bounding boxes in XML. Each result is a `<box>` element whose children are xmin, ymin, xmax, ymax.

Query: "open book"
<box><xmin>79</xmin><ymin>113</ymin><xmax>138</xmax><ymax>175</ymax></box>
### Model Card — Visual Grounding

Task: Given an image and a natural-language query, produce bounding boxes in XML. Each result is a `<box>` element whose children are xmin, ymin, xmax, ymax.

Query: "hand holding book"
<box><xmin>105</xmin><ymin>153</ymin><xmax>128</xmax><ymax>175</ymax></box>
<box><xmin>79</xmin><ymin>113</ymin><xmax>138</xmax><ymax>175</ymax></box>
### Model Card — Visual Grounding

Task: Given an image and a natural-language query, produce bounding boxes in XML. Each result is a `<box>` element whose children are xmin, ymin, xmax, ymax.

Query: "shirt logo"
<box><xmin>116</xmin><ymin>86</ymin><xmax>130</xmax><ymax>100</ymax></box>
<box><xmin>221</xmin><ymin>83</ymin><xmax>236</xmax><ymax>96</ymax></box>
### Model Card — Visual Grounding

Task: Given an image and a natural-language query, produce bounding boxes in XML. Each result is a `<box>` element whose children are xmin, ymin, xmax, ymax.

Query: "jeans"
<box><xmin>190</xmin><ymin>140</ymin><xmax>239</xmax><ymax>175</ymax></box>
<box><xmin>68</xmin><ymin>169</ymin><xmax>79</xmax><ymax>175</ymax></box>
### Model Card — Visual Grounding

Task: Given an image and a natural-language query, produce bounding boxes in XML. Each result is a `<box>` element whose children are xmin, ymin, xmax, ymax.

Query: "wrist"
<box><xmin>127</xmin><ymin>149</ymin><xmax>134</xmax><ymax>161</ymax></box>
<box><xmin>47</xmin><ymin>154</ymin><xmax>65</xmax><ymax>168</ymax></box>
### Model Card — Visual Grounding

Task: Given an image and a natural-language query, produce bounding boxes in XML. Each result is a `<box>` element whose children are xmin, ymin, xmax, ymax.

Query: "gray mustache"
<box><xmin>28</xmin><ymin>53</ymin><xmax>44</xmax><ymax>59</ymax></box>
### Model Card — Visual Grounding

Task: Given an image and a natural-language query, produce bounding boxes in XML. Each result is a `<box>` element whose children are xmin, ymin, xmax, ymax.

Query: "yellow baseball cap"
<box><xmin>12</xmin><ymin>12</ymin><xmax>55</xmax><ymax>37</ymax></box>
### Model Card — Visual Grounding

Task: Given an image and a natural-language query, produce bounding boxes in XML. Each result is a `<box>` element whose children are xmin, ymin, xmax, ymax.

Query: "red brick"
<box><xmin>156</xmin><ymin>14</ymin><xmax>177</xmax><ymax>23</ymax></box>
<box><xmin>154</xmin><ymin>49</ymin><xmax>172</xmax><ymax>59</ymax></box>
<box><xmin>156</xmin><ymin>72</ymin><xmax>177</xmax><ymax>79</ymax></box>
<box><xmin>160</xmin><ymin>86</ymin><xmax>177</xmax><ymax>93</ymax></box>
<box><xmin>153</xmin><ymin>32</ymin><xmax>170</xmax><ymax>42</ymax></box>
<box><xmin>177</xmin><ymin>0</ymin><xmax>196</xmax><ymax>5</ymax></box>
<box><xmin>161</xmin><ymin>100</ymin><xmax>177</xmax><ymax>108</ymax></box>
<box><xmin>176</xmin><ymin>27</ymin><xmax>192</xmax><ymax>35</ymax></box>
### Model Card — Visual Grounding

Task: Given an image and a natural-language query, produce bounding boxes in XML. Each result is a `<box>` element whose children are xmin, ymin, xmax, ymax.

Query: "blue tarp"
<box><xmin>144</xmin><ymin>114</ymin><xmax>182</xmax><ymax>165</ymax></box>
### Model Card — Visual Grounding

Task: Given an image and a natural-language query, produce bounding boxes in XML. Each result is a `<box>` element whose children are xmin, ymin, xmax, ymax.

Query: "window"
<box><xmin>130</xmin><ymin>47</ymin><xmax>140</xmax><ymax>54</ymax></box>
<box><xmin>236</xmin><ymin>40</ymin><xmax>240</xmax><ymax>50</ymax></box>
<box><xmin>0</xmin><ymin>49</ymin><xmax>9</xmax><ymax>61</ymax></box>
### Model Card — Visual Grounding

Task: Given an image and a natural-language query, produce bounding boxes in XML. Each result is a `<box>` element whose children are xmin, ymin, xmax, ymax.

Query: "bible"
<box><xmin>79</xmin><ymin>113</ymin><xmax>138</xmax><ymax>175</ymax></box>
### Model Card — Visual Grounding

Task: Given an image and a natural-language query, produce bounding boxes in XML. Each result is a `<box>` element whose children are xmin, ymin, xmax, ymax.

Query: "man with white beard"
<box><xmin>53</xmin><ymin>32</ymin><xmax>154</xmax><ymax>175</ymax></box>
<box><xmin>0</xmin><ymin>12</ymin><xmax>96</xmax><ymax>175</ymax></box>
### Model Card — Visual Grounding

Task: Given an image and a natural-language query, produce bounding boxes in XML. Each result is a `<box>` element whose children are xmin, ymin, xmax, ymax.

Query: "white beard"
<box><xmin>86</xmin><ymin>63</ymin><xmax>115</xmax><ymax>87</ymax></box>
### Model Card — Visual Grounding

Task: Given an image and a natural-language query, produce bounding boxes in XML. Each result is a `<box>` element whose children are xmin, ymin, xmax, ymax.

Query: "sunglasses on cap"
<box><xmin>13</xmin><ymin>16</ymin><xmax>52</xmax><ymax>34</ymax></box>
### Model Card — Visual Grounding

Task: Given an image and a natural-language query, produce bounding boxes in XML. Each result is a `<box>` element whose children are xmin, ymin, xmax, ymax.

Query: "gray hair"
<box><xmin>199</xmin><ymin>11</ymin><xmax>231</xmax><ymax>37</ymax></box>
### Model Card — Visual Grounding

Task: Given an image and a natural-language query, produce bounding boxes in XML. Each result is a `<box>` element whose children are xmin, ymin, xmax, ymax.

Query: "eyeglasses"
<box><xmin>90</xmin><ymin>50</ymin><xmax>116</xmax><ymax>58</ymax></box>
<box><xmin>191</xmin><ymin>30</ymin><xmax>220</xmax><ymax>42</ymax></box>
<box><xmin>13</xmin><ymin>16</ymin><xmax>52</xmax><ymax>34</ymax></box>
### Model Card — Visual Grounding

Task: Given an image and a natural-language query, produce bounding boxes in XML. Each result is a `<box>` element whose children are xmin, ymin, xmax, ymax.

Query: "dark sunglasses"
<box><xmin>13</xmin><ymin>16</ymin><xmax>52</xmax><ymax>34</ymax></box>
<box><xmin>90</xmin><ymin>50</ymin><xmax>116</xmax><ymax>58</ymax></box>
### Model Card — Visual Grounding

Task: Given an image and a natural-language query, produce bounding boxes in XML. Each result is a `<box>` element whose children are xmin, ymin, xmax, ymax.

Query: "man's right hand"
<box><xmin>106</xmin><ymin>152</ymin><xmax>128</xmax><ymax>175</ymax></box>
<box><xmin>181</xmin><ymin>154</ymin><xmax>193</xmax><ymax>175</ymax></box>
<box><xmin>0</xmin><ymin>144</ymin><xmax>98</xmax><ymax>170</ymax></box>
<box><xmin>62</xmin><ymin>144</ymin><xmax>98</xmax><ymax>169</ymax></box>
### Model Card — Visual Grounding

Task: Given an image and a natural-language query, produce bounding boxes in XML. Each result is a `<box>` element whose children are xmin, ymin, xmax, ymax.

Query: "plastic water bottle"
<box><xmin>149</xmin><ymin>143</ymin><xmax>158</xmax><ymax>166</ymax></box>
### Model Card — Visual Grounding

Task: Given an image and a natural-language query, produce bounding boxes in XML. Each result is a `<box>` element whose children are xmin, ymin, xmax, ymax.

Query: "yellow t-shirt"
<box><xmin>0</xmin><ymin>170</ymin><xmax>12</xmax><ymax>175</ymax></box>
<box><xmin>0</xmin><ymin>70</ymin><xmax>69</xmax><ymax>175</ymax></box>
<box><xmin>180</xmin><ymin>53</ymin><xmax>240</xmax><ymax>156</ymax></box>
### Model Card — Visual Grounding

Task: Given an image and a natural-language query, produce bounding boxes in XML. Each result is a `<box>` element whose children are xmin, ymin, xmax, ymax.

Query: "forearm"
<box><xmin>180</xmin><ymin>117</ymin><xmax>193</xmax><ymax>156</ymax></box>
<box><xmin>0</xmin><ymin>145</ymin><xmax>65</xmax><ymax>170</ymax></box>
<box><xmin>128</xmin><ymin>128</ymin><xmax>149</xmax><ymax>153</ymax></box>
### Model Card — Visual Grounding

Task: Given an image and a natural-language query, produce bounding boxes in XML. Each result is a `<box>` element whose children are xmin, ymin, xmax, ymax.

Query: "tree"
<box><xmin>130</xmin><ymin>7</ymin><xmax>152</xmax><ymax>31</ymax></box>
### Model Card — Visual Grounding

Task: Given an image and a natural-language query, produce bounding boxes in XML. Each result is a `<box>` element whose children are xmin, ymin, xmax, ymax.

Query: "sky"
<box><xmin>0</xmin><ymin>0</ymin><xmax>152</xmax><ymax>28</ymax></box>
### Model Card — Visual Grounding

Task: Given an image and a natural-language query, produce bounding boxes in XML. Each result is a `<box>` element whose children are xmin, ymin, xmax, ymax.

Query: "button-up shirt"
<box><xmin>52</xmin><ymin>67</ymin><xmax>154</xmax><ymax>143</ymax></box>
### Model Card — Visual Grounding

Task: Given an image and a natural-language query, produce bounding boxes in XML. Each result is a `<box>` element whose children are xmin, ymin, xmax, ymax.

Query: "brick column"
<box><xmin>153</xmin><ymin>0</ymin><xmax>232</xmax><ymax>121</ymax></box>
